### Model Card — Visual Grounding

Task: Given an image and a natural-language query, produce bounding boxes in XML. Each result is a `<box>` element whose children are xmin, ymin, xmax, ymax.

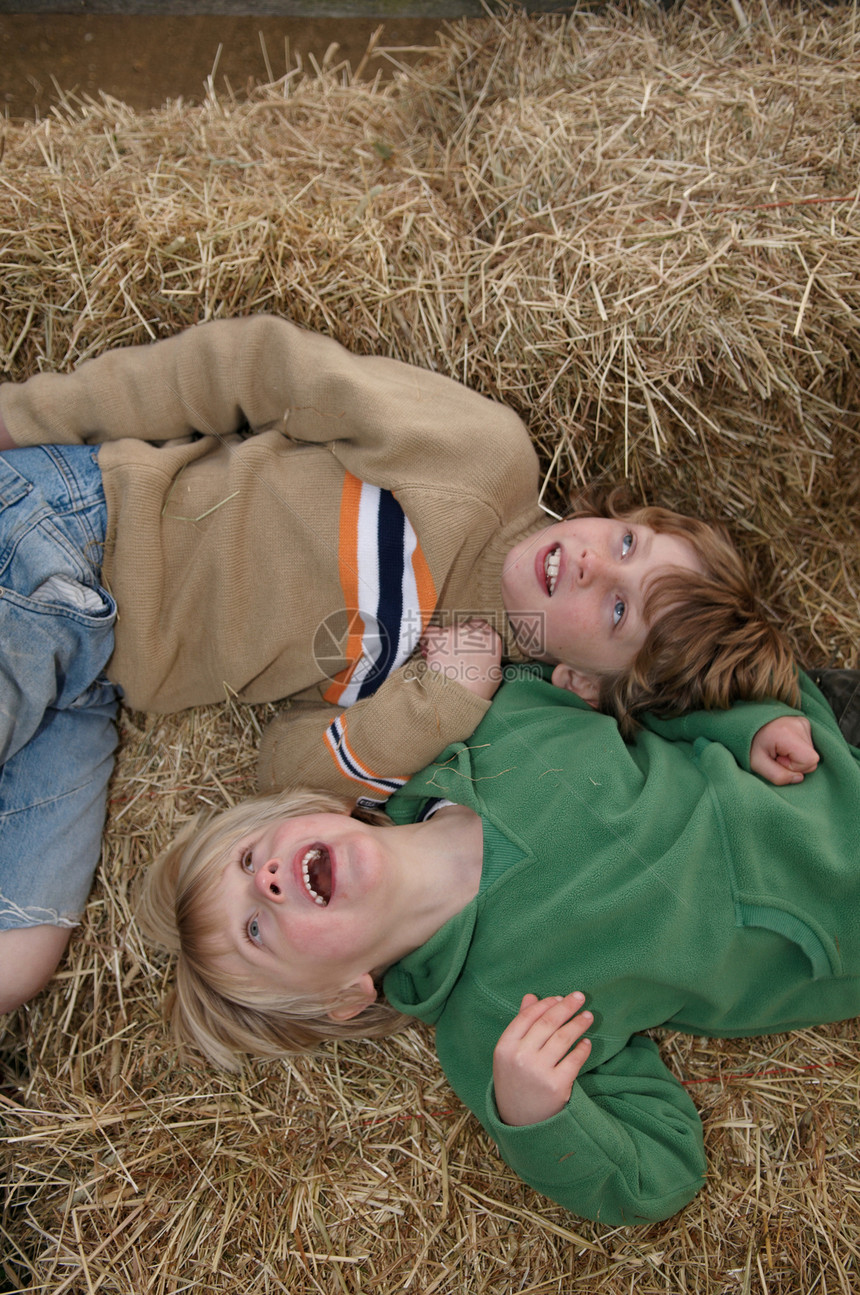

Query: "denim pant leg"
<box><xmin>0</xmin><ymin>700</ymin><xmax>118</xmax><ymax>927</ymax></box>
<box><xmin>0</xmin><ymin>446</ymin><xmax>120</xmax><ymax>929</ymax></box>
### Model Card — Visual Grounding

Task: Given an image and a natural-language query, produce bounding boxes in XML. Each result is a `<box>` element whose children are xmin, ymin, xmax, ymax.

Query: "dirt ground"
<box><xmin>0</xmin><ymin>13</ymin><xmax>445</xmax><ymax>119</ymax></box>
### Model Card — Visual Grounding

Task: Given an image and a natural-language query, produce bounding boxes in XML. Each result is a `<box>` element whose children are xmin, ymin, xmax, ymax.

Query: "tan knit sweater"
<box><xmin>0</xmin><ymin>315</ymin><xmax>545</xmax><ymax>797</ymax></box>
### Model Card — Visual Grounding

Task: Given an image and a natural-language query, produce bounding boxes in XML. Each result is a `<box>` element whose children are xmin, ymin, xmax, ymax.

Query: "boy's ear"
<box><xmin>550</xmin><ymin>662</ymin><xmax>600</xmax><ymax>705</ymax></box>
<box><xmin>327</xmin><ymin>973</ymin><xmax>378</xmax><ymax>1023</ymax></box>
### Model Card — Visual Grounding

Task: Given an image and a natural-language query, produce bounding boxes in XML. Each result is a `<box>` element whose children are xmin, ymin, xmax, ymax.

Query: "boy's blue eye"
<box><xmin>621</xmin><ymin>531</ymin><xmax>634</xmax><ymax>557</ymax></box>
<box><xmin>247</xmin><ymin>917</ymin><xmax>261</xmax><ymax>945</ymax></box>
<box><xmin>613</xmin><ymin>598</ymin><xmax>626</xmax><ymax>627</ymax></box>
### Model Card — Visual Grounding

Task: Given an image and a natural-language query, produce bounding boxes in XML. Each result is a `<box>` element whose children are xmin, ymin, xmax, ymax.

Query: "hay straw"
<box><xmin>1</xmin><ymin>3</ymin><xmax>859</xmax><ymax>1291</ymax></box>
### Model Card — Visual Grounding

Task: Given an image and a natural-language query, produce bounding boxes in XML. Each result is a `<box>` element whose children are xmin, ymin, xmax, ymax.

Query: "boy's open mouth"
<box><xmin>301</xmin><ymin>847</ymin><xmax>332</xmax><ymax>906</ymax></box>
<box><xmin>544</xmin><ymin>546</ymin><xmax>560</xmax><ymax>596</ymax></box>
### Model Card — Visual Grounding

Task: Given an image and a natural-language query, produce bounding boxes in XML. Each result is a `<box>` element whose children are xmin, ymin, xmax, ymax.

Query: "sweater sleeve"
<box><xmin>257</xmin><ymin>659</ymin><xmax>492</xmax><ymax>800</ymax></box>
<box><xmin>0</xmin><ymin>315</ymin><xmax>535</xmax><ymax>508</ymax></box>
<box><xmin>0</xmin><ymin>317</ymin><xmax>280</xmax><ymax>446</ymax></box>
<box><xmin>482</xmin><ymin>1035</ymin><xmax>706</xmax><ymax>1225</ymax></box>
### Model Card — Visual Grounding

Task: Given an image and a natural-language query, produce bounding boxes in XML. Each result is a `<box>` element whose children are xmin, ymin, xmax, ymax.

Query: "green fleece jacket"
<box><xmin>383</xmin><ymin>667</ymin><xmax>860</xmax><ymax>1225</ymax></box>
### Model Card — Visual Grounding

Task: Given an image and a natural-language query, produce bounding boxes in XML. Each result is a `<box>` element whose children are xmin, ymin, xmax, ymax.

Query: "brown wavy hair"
<box><xmin>569</xmin><ymin>486</ymin><xmax>800</xmax><ymax>738</ymax></box>
<box><xmin>135</xmin><ymin>789</ymin><xmax>409</xmax><ymax>1070</ymax></box>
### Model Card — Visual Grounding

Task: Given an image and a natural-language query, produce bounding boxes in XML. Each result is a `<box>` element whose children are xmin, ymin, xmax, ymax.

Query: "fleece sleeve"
<box><xmin>642</xmin><ymin>699</ymin><xmax>800</xmax><ymax>772</ymax></box>
<box><xmin>482</xmin><ymin>1035</ymin><xmax>706</xmax><ymax>1225</ymax></box>
<box><xmin>257</xmin><ymin>659</ymin><xmax>491</xmax><ymax>801</ymax></box>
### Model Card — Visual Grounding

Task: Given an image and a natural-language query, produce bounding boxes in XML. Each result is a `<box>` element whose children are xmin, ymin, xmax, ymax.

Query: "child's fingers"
<box><xmin>521</xmin><ymin>991</ymin><xmax>585</xmax><ymax>1030</ymax></box>
<box><xmin>754</xmin><ymin>743</ymin><xmax>807</xmax><ymax>783</ymax></box>
<box><xmin>783</xmin><ymin>741</ymin><xmax>819</xmax><ymax>773</ymax></box>
<box><xmin>556</xmin><ymin>1035</ymin><xmax>593</xmax><ymax>1085</ymax></box>
<box><xmin>751</xmin><ymin>717</ymin><xmax>819</xmax><ymax>784</ymax></box>
<box><xmin>496</xmin><ymin>995</ymin><xmax>562</xmax><ymax>1049</ymax></box>
<box><xmin>461</xmin><ymin>617</ymin><xmax>496</xmax><ymax>640</ymax></box>
<box><xmin>537</xmin><ymin>1006</ymin><xmax>594</xmax><ymax>1065</ymax></box>
<box><xmin>774</xmin><ymin>739</ymin><xmax>819</xmax><ymax>779</ymax></box>
<box><xmin>493</xmin><ymin>996</ymin><xmax>593</xmax><ymax>1127</ymax></box>
<box><xmin>765</xmin><ymin>755</ymin><xmax>805</xmax><ymax>784</ymax></box>
<box><xmin>777</xmin><ymin>755</ymin><xmax>818</xmax><ymax>775</ymax></box>
<box><xmin>502</xmin><ymin>992</ymin><xmax>586</xmax><ymax>1047</ymax></box>
<box><xmin>774</xmin><ymin>720</ymin><xmax>819</xmax><ymax>771</ymax></box>
<box><xmin>420</xmin><ymin>628</ymin><xmax>446</xmax><ymax>654</ymax></box>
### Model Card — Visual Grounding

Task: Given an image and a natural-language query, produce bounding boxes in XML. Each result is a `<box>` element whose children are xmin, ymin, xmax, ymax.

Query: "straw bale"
<box><xmin>1</xmin><ymin>3</ymin><xmax>859</xmax><ymax>1291</ymax></box>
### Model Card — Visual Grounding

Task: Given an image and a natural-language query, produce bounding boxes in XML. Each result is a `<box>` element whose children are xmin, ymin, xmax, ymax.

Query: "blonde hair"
<box><xmin>569</xmin><ymin>487</ymin><xmax>800</xmax><ymax>737</ymax></box>
<box><xmin>136</xmin><ymin>789</ymin><xmax>410</xmax><ymax>1070</ymax></box>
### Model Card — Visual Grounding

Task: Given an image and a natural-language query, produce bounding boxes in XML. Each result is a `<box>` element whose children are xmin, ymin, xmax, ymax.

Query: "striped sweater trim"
<box><xmin>323</xmin><ymin>472</ymin><xmax>436</xmax><ymax>707</ymax></box>
<box><xmin>324</xmin><ymin>714</ymin><xmax>407</xmax><ymax>798</ymax></box>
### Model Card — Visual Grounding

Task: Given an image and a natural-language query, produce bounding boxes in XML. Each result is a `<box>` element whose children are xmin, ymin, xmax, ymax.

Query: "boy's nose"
<box><xmin>577</xmin><ymin>549</ymin><xmax>611</xmax><ymax>586</ymax></box>
<box><xmin>255</xmin><ymin>860</ymin><xmax>285</xmax><ymax>901</ymax></box>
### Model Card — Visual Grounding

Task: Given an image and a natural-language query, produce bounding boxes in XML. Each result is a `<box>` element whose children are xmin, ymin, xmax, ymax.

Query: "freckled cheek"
<box><xmin>552</xmin><ymin>599</ymin><xmax>599</xmax><ymax>644</ymax></box>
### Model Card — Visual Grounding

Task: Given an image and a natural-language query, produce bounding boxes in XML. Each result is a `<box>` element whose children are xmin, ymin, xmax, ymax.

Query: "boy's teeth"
<box><xmin>544</xmin><ymin>548</ymin><xmax>560</xmax><ymax>595</ymax></box>
<box><xmin>301</xmin><ymin>848</ymin><xmax>327</xmax><ymax>905</ymax></box>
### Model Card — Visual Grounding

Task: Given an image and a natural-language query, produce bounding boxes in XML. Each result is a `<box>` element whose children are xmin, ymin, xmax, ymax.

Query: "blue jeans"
<box><xmin>0</xmin><ymin>445</ymin><xmax>119</xmax><ymax>930</ymax></box>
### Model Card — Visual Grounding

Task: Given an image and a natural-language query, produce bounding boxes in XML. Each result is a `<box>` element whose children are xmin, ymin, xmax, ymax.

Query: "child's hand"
<box><xmin>750</xmin><ymin>715</ymin><xmax>819</xmax><ymax>784</ymax></box>
<box><xmin>420</xmin><ymin>619</ymin><xmax>503</xmax><ymax>702</ymax></box>
<box><xmin>493</xmin><ymin>992</ymin><xmax>593</xmax><ymax>1126</ymax></box>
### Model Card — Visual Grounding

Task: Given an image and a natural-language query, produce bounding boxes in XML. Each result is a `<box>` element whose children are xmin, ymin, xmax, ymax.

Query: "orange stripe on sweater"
<box><xmin>323</xmin><ymin>472</ymin><xmax>364</xmax><ymax>705</ymax></box>
<box><xmin>411</xmin><ymin>541</ymin><xmax>437</xmax><ymax>628</ymax></box>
